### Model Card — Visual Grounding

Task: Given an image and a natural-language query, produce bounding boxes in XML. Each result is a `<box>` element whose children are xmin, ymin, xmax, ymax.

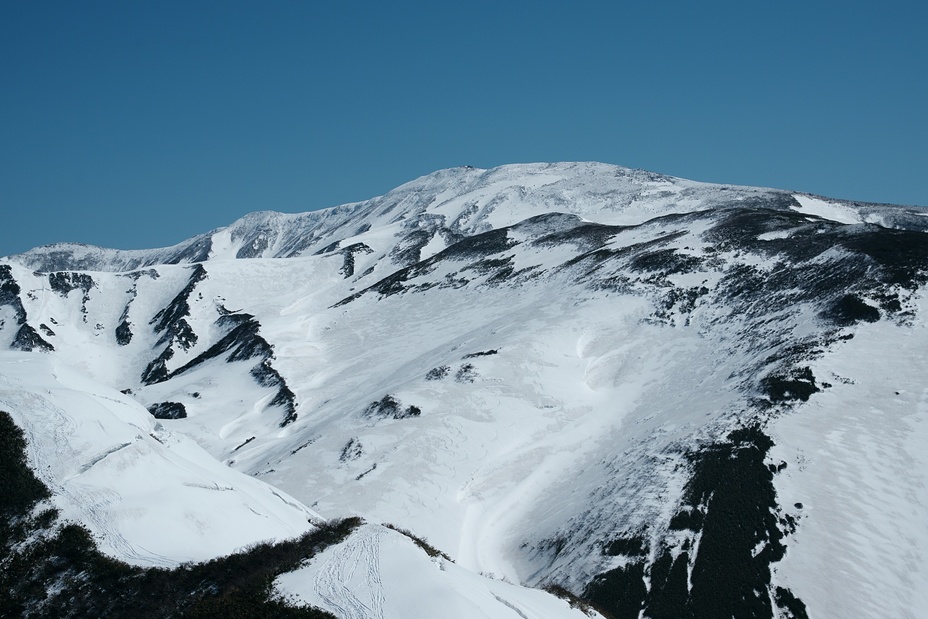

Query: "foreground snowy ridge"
<box><xmin>2</xmin><ymin>162</ymin><xmax>927</xmax><ymax>618</ymax></box>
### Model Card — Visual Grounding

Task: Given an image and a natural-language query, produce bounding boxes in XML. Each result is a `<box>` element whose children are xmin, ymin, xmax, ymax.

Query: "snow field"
<box><xmin>0</xmin><ymin>352</ymin><xmax>321</xmax><ymax>566</ymax></box>
<box><xmin>274</xmin><ymin>523</ymin><xmax>602</xmax><ymax>619</ymax></box>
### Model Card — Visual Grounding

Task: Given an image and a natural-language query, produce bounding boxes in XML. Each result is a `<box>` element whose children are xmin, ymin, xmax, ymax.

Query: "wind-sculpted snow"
<box><xmin>2</xmin><ymin>163</ymin><xmax>928</xmax><ymax>618</ymax></box>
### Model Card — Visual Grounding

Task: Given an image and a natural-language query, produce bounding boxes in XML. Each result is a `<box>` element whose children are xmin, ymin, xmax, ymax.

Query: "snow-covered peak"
<box><xmin>0</xmin><ymin>162</ymin><xmax>793</xmax><ymax>273</ymax></box>
<box><xmin>9</xmin><ymin>162</ymin><xmax>928</xmax><ymax>276</ymax></box>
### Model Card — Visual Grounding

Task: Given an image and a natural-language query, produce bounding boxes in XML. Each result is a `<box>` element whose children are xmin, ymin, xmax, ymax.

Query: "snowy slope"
<box><xmin>0</xmin><ymin>351</ymin><xmax>321</xmax><ymax>566</ymax></box>
<box><xmin>275</xmin><ymin>524</ymin><xmax>602</xmax><ymax>619</ymax></box>
<box><xmin>3</xmin><ymin>162</ymin><xmax>928</xmax><ymax>618</ymax></box>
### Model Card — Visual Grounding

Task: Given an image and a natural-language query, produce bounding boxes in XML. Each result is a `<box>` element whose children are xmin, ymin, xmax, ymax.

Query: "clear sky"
<box><xmin>2</xmin><ymin>1</ymin><xmax>926</xmax><ymax>255</ymax></box>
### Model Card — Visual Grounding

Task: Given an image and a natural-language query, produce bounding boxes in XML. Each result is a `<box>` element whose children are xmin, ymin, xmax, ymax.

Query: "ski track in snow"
<box><xmin>0</xmin><ymin>375</ymin><xmax>175</xmax><ymax>566</ymax></box>
<box><xmin>312</xmin><ymin>525</ymin><xmax>385</xmax><ymax>619</ymax></box>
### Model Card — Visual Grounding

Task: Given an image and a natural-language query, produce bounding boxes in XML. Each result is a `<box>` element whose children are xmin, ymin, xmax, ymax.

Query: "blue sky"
<box><xmin>2</xmin><ymin>1</ymin><xmax>926</xmax><ymax>255</ymax></box>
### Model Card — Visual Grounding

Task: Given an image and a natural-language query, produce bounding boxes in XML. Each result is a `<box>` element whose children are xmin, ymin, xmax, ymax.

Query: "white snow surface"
<box><xmin>274</xmin><ymin>524</ymin><xmax>601</xmax><ymax>619</ymax></box>
<box><xmin>0</xmin><ymin>352</ymin><xmax>321</xmax><ymax>566</ymax></box>
<box><xmin>768</xmin><ymin>292</ymin><xmax>928</xmax><ymax>619</ymax></box>
<box><xmin>790</xmin><ymin>194</ymin><xmax>862</xmax><ymax>224</ymax></box>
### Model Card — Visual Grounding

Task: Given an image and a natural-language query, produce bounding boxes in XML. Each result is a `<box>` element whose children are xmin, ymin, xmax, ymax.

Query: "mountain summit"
<box><xmin>2</xmin><ymin>162</ymin><xmax>927</xmax><ymax>618</ymax></box>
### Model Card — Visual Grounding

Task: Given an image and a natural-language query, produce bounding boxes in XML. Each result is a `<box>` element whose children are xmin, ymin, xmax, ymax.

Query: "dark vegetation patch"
<box><xmin>439</xmin><ymin>227</ymin><xmax>516</xmax><ymax>260</ymax></box>
<box><xmin>47</xmin><ymin>271</ymin><xmax>95</xmax><ymax>323</ymax></box>
<box><xmin>363</xmin><ymin>395</ymin><xmax>421</xmax><ymax>420</ymax></box>
<box><xmin>630</xmin><ymin>248</ymin><xmax>702</xmax><ymax>274</ymax></box>
<box><xmin>331</xmin><ymin>227</ymin><xmax>518</xmax><ymax>306</ymax></box>
<box><xmin>48</xmin><ymin>271</ymin><xmax>95</xmax><ymax>299</ymax></box>
<box><xmin>455</xmin><ymin>363</ymin><xmax>477</xmax><ymax>383</ymax></box>
<box><xmin>252</xmin><ymin>362</ymin><xmax>298</xmax><ymax>427</ymax></box>
<box><xmin>668</xmin><ymin>507</ymin><xmax>704</xmax><ymax>531</ymax></box>
<box><xmin>653</xmin><ymin>286</ymin><xmax>710</xmax><ymax>323</ymax></box>
<box><xmin>425</xmin><ymin>365</ymin><xmax>450</xmax><ymax>380</ymax></box>
<box><xmin>584</xmin><ymin>560</ymin><xmax>647</xmax><ymax>619</ymax></box>
<box><xmin>775</xmin><ymin>586</ymin><xmax>810</xmax><ymax>619</ymax></box>
<box><xmin>339</xmin><ymin>242</ymin><xmax>373</xmax><ymax>277</ymax></box>
<box><xmin>355</xmin><ymin>463</ymin><xmax>377</xmax><ymax>480</ymax></box>
<box><xmin>383</xmin><ymin>524</ymin><xmax>452</xmax><ymax>561</ymax></box>
<box><xmin>462</xmin><ymin>256</ymin><xmax>515</xmax><ymax>280</ymax></box>
<box><xmin>543</xmin><ymin>583</ymin><xmax>602</xmax><ymax>616</ymax></box>
<box><xmin>0</xmin><ymin>410</ymin><xmax>356</xmax><ymax>618</ymax></box>
<box><xmin>462</xmin><ymin>349</ymin><xmax>498</xmax><ymax>359</ymax></box>
<box><xmin>562</xmin><ymin>230</ymin><xmax>689</xmax><ymax>278</ymax></box>
<box><xmin>115</xmin><ymin>283</ymin><xmax>139</xmax><ymax>346</ymax></box>
<box><xmin>233</xmin><ymin>436</ymin><xmax>256</xmax><ymax>452</ymax></box>
<box><xmin>289</xmin><ymin>438</ymin><xmax>315</xmax><ymax>456</ymax></box>
<box><xmin>603</xmin><ymin>536</ymin><xmax>648</xmax><ymax>557</ymax></box>
<box><xmin>584</xmin><ymin>426</ymin><xmax>805</xmax><ymax>619</ymax></box>
<box><xmin>390</xmin><ymin>230</ymin><xmax>433</xmax><ymax>266</ymax></box>
<box><xmin>534</xmin><ymin>222</ymin><xmax>623</xmax><ymax>252</ymax></box>
<box><xmin>147</xmin><ymin>401</ymin><xmax>187</xmax><ymax>420</ymax></box>
<box><xmin>762</xmin><ymin>367</ymin><xmax>820</xmax><ymax>403</ymax></box>
<box><xmin>510</xmin><ymin>212</ymin><xmax>585</xmax><ymax>238</ymax></box>
<box><xmin>114</xmin><ymin>319</ymin><xmax>133</xmax><ymax>345</ymax></box>
<box><xmin>820</xmin><ymin>294</ymin><xmax>881</xmax><ymax>326</ymax></box>
<box><xmin>709</xmin><ymin>210</ymin><xmax>928</xmax><ymax>314</ymax></box>
<box><xmin>840</xmin><ymin>226</ymin><xmax>928</xmax><ymax>288</ymax></box>
<box><xmin>339</xmin><ymin>438</ymin><xmax>362</xmax><ymax>462</ymax></box>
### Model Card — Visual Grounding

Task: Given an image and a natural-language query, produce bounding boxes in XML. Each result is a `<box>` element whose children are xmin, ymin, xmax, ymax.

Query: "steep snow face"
<box><xmin>3</xmin><ymin>163</ymin><xmax>928</xmax><ymax>618</ymax></box>
<box><xmin>767</xmin><ymin>294</ymin><xmax>928</xmax><ymax>619</ymax></box>
<box><xmin>0</xmin><ymin>352</ymin><xmax>321</xmax><ymax>566</ymax></box>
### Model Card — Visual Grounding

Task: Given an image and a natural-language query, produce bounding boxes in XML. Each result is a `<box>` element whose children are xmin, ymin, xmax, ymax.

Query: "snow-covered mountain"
<box><xmin>2</xmin><ymin>161</ymin><xmax>928</xmax><ymax>618</ymax></box>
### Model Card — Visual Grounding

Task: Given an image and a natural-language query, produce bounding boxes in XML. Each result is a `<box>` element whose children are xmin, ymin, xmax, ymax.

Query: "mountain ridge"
<box><xmin>13</xmin><ymin>161</ymin><xmax>926</xmax><ymax>275</ymax></box>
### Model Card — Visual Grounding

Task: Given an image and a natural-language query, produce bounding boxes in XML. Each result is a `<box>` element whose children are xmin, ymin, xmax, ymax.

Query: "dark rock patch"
<box><xmin>114</xmin><ymin>320</ymin><xmax>133</xmax><ymax>346</ymax></box>
<box><xmin>149</xmin><ymin>309</ymin><xmax>298</xmax><ymax>427</ymax></box>
<box><xmin>147</xmin><ymin>402</ymin><xmax>187</xmax><ymax>420</ymax></box>
<box><xmin>364</xmin><ymin>395</ymin><xmax>421</xmax><ymax>420</ymax></box>
<box><xmin>12</xmin><ymin>324</ymin><xmax>54</xmax><ymax>352</ymax></box>
<box><xmin>339</xmin><ymin>243</ymin><xmax>374</xmax><ymax>277</ymax></box>
<box><xmin>0</xmin><ymin>267</ymin><xmax>52</xmax><ymax>351</ymax></box>
<box><xmin>584</xmin><ymin>426</ymin><xmax>804</xmax><ymax>619</ymax></box>
<box><xmin>149</xmin><ymin>264</ymin><xmax>207</xmax><ymax>349</ymax></box>
<box><xmin>140</xmin><ymin>347</ymin><xmax>174</xmax><ymax>385</ymax></box>
<box><xmin>425</xmin><ymin>366</ymin><xmax>450</xmax><ymax>380</ymax></box>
